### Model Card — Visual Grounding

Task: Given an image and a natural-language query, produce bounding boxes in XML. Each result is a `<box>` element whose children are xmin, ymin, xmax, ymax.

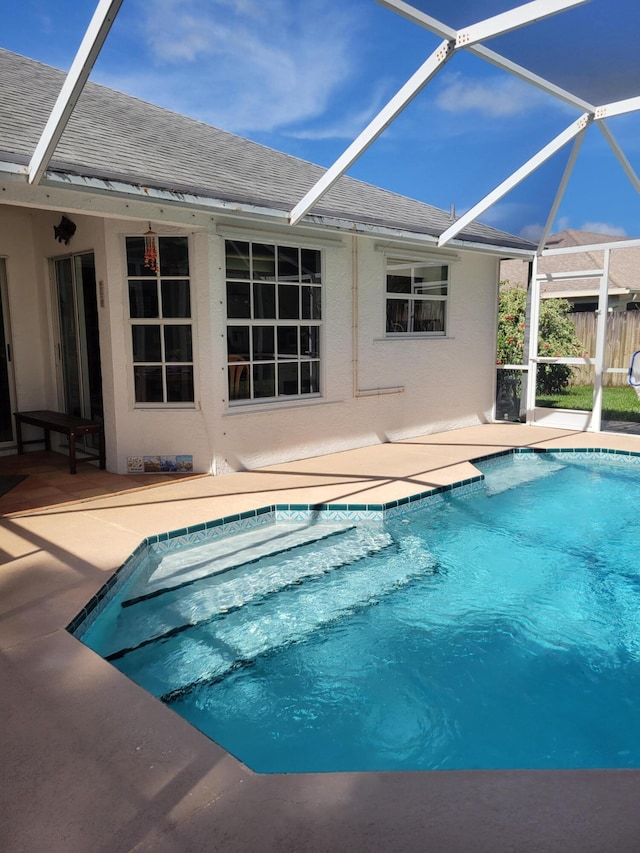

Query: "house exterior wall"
<box><xmin>1</xmin><ymin>203</ymin><xmax>501</xmax><ymax>474</ymax></box>
<box><xmin>0</xmin><ymin>207</ymin><xmax>49</xmax><ymax>413</ymax></box>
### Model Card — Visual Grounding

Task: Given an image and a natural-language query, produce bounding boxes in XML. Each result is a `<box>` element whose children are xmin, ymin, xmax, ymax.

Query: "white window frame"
<box><xmin>385</xmin><ymin>258</ymin><xmax>450</xmax><ymax>337</ymax></box>
<box><xmin>224</xmin><ymin>239</ymin><xmax>323</xmax><ymax>405</ymax></box>
<box><xmin>126</xmin><ymin>234</ymin><xmax>196</xmax><ymax>408</ymax></box>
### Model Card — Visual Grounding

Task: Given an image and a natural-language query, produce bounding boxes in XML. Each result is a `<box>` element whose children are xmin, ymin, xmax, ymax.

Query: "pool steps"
<box><xmin>106</xmin><ymin>534</ymin><xmax>437</xmax><ymax>701</ymax></box>
<box><xmin>483</xmin><ymin>454</ymin><xmax>566</xmax><ymax>496</ymax></box>
<box><xmin>122</xmin><ymin>522</ymin><xmax>364</xmax><ymax>606</ymax></box>
<box><xmin>92</xmin><ymin>524</ymin><xmax>394</xmax><ymax>659</ymax></box>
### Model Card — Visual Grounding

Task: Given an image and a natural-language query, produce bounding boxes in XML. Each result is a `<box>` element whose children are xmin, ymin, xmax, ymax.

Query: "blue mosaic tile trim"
<box><xmin>150</xmin><ymin>508</ymin><xmax>275</xmax><ymax>556</ymax></box>
<box><xmin>66</xmin><ymin>538</ymin><xmax>151</xmax><ymax>638</ymax></box>
<box><xmin>472</xmin><ymin>446</ymin><xmax>640</xmax><ymax>466</ymax></box>
<box><xmin>275</xmin><ymin>506</ymin><xmax>383</xmax><ymax>522</ymax></box>
<box><xmin>274</xmin><ymin>475</ymin><xmax>485</xmax><ymax>522</ymax></box>
<box><xmin>67</xmin><ymin>509</ymin><xmax>277</xmax><ymax>638</ymax></box>
<box><xmin>545</xmin><ymin>448</ymin><xmax>640</xmax><ymax>467</ymax></box>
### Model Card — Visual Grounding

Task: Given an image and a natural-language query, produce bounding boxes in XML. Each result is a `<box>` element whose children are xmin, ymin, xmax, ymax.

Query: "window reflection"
<box><xmin>386</xmin><ymin>259</ymin><xmax>449</xmax><ymax>336</ymax></box>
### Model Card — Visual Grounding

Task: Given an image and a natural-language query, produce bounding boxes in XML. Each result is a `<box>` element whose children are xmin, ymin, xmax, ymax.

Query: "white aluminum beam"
<box><xmin>290</xmin><ymin>0</ymin><xmax>595</xmax><ymax>228</ymax></box>
<box><xmin>595</xmin><ymin>96</ymin><xmax>640</xmax><ymax>121</ymax></box>
<box><xmin>473</xmin><ymin>45</ymin><xmax>594</xmax><ymax>112</ymax></box>
<box><xmin>437</xmin><ymin>113</ymin><xmax>593</xmax><ymax>247</ymax></box>
<box><xmin>543</xmin><ymin>237</ymin><xmax>640</xmax><ymax>254</ymax></box>
<box><xmin>598</xmin><ymin>122</ymin><xmax>640</xmax><ymax>194</ymax></box>
<box><xmin>536</xmin><ymin>357</ymin><xmax>594</xmax><ymax>364</ymax></box>
<box><xmin>289</xmin><ymin>39</ymin><xmax>455</xmax><ymax>225</ymax></box>
<box><xmin>537</xmin><ymin>130</ymin><xmax>586</xmax><ymax>253</ymax></box>
<box><xmin>28</xmin><ymin>0</ymin><xmax>124</xmax><ymax>185</ymax></box>
<box><xmin>456</xmin><ymin>0</ymin><xmax>589</xmax><ymax>48</ymax></box>
<box><xmin>536</xmin><ymin>269</ymin><xmax>604</xmax><ymax>281</ymax></box>
<box><xmin>375</xmin><ymin>0</ymin><xmax>595</xmax><ymax>112</ymax></box>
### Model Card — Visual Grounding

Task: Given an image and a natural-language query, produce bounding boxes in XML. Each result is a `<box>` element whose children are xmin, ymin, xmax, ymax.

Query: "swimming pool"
<box><xmin>72</xmin><ymin>449</ymin><xmax>640</xmax><ymax>773</ymax></box>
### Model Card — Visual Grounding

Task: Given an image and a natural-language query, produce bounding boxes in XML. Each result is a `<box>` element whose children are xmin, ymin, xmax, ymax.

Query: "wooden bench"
<box><xmin>14</xmin><ymin>410</ymin><xmax>105</xmax><ymax>475</ymax></box>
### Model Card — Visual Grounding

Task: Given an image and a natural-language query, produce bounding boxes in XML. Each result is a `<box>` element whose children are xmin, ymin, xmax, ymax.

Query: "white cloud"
<box><xmin>113</xmin><ymin>0</ymin><xmax>363</xmax><ymax>134</ymax></box>
<box><xmin>580</xmin><ymin>221</ymin><xmax>627</xmax><ymax>237</ymax></box>
<box><xmin>285</xmin><ymin>85</ymin><xmax>388</xmax><ymax>141</ymax></box>
<box><xmin>519</xmin><ymin>223</ymin><xmax>544</xmax><ymax>242</ymax></box>
<box><xmin>435</xmin><ymin>72</ymin><xmax>555</xmax><ymax>118</ymax></box>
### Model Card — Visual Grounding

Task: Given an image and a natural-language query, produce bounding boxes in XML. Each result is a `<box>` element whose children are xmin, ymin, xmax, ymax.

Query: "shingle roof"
<box><xmin>0</xmin><ymin>49</ymin><xmax>535</xmax><ymax>253</ymax></box>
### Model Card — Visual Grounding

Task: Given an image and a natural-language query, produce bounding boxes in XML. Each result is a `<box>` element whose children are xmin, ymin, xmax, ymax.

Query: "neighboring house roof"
<box><xmin>0</xmin><ymin>49</ymin><xmax>535</xmax><ymax>254</ymax></box>
<box><xmin>501</xmin><ymin>229</ymin><xmax>640</xmax><ymax>300</ymax></box>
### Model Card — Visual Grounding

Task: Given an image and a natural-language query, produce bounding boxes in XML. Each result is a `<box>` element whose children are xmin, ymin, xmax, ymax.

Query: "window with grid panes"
<box><xmin>126</xmin><ymin>235</ymin><xmax>194</xmax><ymax>405</ymax></box>
<box><xmin>386</xmin><ymin>259</ymin><xmax>449</xmax><ymax>336</ymax></box>
<box><xmin>225</xmin><ymin>240</ymin><xmax>321</xmax><ymax>402</ymax></box>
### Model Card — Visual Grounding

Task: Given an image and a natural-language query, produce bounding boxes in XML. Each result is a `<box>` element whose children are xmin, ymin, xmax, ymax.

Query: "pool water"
<box><xmin>79</xmin><ymin>452</ymin><xmax>640</xmax><ymax>773</ymax></box>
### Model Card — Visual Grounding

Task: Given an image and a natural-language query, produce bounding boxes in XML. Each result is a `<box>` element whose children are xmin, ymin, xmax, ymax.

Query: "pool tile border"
<box><xmin>472</xmin><ymin>446</ymin><xmax>640</xmax><ymax>466</ymax></box>
<box><xmin>67</xmin><ymin>446</ymin><xmax>640</xmax><ymax>638</ymax></box>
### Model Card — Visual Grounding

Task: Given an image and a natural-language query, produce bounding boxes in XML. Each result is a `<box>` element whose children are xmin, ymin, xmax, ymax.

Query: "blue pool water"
<box><xmin>78</xmin><ymin>452</ymin><xmax>640</xmax><ymax>773</ymax></box>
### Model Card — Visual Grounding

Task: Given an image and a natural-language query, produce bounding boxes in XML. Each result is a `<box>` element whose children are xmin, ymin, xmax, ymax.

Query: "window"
<box><xmin>126</xmin><ymin>235</ymin><xmax>194</xmax><ymax>404</ymax></box>
<box><xmin>386</xmin><ymin>259</ymin><xmax>449</xmax><ymax>336</ymax></box>
<box><xmin>225</xmin><ymin>240</ymin><xmax>321</xmax><ymax>402</ymax></box>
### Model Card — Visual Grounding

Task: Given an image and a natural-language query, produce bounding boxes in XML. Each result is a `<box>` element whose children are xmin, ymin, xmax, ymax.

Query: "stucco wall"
<box><xmin>199</xmin><ymin>231</ymin><xmax>500</xmax><ymax>473</ymax></box>
<box><xmin>2</xmin><ymin>204</ymin><xmax>501</xmax><ymax>473</ymax></box>
<box><xmin>0</xmin><ymin>206</ymin><xmax>49</xmax><ymax>414</ymax></box>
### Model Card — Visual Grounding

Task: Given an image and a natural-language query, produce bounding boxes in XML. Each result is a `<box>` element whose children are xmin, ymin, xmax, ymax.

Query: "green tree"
<box><xmin>497</xmin><ymin>285</ymin><xmax>585</xmax><ymax>394</ymax></box>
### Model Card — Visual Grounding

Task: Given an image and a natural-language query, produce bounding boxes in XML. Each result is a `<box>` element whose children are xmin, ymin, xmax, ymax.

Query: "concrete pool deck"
<box><xmin>3</xmin><ymin>422</ymin><xmax>640</xmax><ymax>852</ymax></box>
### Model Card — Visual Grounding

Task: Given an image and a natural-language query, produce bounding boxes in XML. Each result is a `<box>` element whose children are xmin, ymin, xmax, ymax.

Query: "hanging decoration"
<box><xmin>53</xmin><ymin>215</ymin><xmax>76</xmax><ymax>244</ymax></box>
<box><xmin>143</xmin><ymin>225</ymin><xmax>159</xmax><ymax>274</ymax></box>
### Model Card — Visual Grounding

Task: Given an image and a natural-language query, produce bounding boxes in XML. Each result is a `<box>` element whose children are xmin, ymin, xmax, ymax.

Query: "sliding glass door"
<box><xmin>54</xmin><ymin>253</ymin><xmax>103</xmax><ymax>441</ymax></box>
<box><xmin>0</xmin><ymin>258</ymin><xmax>16</xmax><ymax>446</ymax></box>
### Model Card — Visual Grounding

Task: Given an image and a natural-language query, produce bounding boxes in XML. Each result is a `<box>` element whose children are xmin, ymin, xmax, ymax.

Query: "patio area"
<box><xmin>3</xmin><ymin>422</ymin><xmax>640</xmax><ymax>852</ymax></box>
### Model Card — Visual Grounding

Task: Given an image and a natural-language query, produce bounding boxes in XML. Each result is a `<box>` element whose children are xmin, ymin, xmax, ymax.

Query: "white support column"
<box><xmin>289</xmin><ymin>39</ymin><xmax>454</xmax><ymax>226</ymax></box>
<box><xmin>537</xmin><ymin>130</ymin><xmax>586</xmax><ymax>252</ymax></box>
<box><xmin>525</xmin><ymin>254</ymin><xmax>540</xmax><ymax>423</ymax></box>
<box><xmin>592</xmin><ymin>249</ymin><xmax>612</xmax><ymax>433</ymax></box>
<box><xmin>437</xmin><ymin>112</ymin><xmax>593</xmax><ymax>247</ymax></box>
<box><xmin>28</xmin><ymin>0</ymin><xmax>124</xmax><ymax>185</ymax></box>
<box><xmin>456</xmin><ymin>0</ymin><xmax>589</xmax><ymax>48</ymax></box>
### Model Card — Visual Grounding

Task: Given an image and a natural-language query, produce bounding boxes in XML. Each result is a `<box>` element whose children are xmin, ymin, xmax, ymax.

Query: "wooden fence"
<box><xmin>568</xmin><ymin>311</ymin><xmax>640</xmax><ymax>386</ymax></box>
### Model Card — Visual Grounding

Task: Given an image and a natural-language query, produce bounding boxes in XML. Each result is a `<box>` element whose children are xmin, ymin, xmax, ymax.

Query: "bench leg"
<box><xmin>69</xmin><ymin>432</ymin><xmax>77</xmax><ymax>475</ymax></box>
<box><xmin>98</xmin><ymin>429</ymin><xmax>106</xmax><ymax>470</ymax></box>
<box><xmin>15</xmin><ymin>417</ymin><xmax>24</xmax><ymax>454</ymax></box>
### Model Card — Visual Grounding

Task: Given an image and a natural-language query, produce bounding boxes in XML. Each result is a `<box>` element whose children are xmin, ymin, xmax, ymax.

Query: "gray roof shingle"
<box><xmin>0</xmin><ymin>49</ymin><xmax>534</xmax><ymax>252</ymax></box>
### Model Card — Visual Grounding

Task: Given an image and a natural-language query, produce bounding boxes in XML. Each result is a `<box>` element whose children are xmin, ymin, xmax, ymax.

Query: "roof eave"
<box><xmin>0</xmin><ymin>161</ymin><xmax>536</xmax><ymax>255</ymax></box>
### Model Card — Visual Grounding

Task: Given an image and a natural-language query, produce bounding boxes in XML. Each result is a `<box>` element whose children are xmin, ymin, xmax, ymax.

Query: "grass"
<box><xmin>536</xmin><ymin>385</ymin><xmax>640</xmax><ymax>422</ymax></box>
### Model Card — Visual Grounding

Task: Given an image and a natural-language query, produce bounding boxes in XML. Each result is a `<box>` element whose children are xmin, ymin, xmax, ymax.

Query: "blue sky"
<box><xmin>3</xmin><ymin>0</ymin><xmax>640</xmax><ymax>240</ymax></box>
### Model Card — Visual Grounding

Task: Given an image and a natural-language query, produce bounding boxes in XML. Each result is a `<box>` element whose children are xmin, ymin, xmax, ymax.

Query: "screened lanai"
<box><xmin>19</xmin><ymin>0</ymin><xmax>640</xmax><ymax>435</ymax></box>
<box><xmin>290</xmin><ymin>0</ymin><xmax>640</xmax><ymax>435</ymax></box>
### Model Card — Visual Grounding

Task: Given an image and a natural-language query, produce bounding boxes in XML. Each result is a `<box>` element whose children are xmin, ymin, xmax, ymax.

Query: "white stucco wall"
<box><xmin>0</xmin><ymin>206</ymin><xmax>49</xmax><ymax>414</ymax></box>
<box><xmin>199</xmin><ymin>230</ymin><xmax>501</xmax><ymax>473</ymax></box>
<box><xmin>1</xmin><ymin>199</ymin><xmax>502</xmax><ymax>474</ymax></box>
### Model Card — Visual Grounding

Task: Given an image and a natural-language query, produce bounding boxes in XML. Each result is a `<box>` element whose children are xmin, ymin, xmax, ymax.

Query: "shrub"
<box><xmin>497</xmin><ymin>285</ymin><xmax>584</xmax><ymax>395</ymax></box>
